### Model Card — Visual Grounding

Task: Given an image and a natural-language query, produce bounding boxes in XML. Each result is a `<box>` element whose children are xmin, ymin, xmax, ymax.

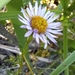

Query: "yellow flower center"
<box><xmin>31</xmin><ymin>16</ymin><xmax>48</xmax><ymax>33</ymax></box>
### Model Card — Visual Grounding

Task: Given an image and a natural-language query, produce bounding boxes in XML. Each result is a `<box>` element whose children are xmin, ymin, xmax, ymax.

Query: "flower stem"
<box><xmin>23</xmin><ymin>36</ymin><xmax>34</xmax><ymax>75</ymax></box>
<box><xmin>20</xmin><ymin>37</ymin><xmax>34</xmax><ymax>75</ymax></box>
<box><xmin>63</xmin><ymin>23</ymin><xmax>69</xmax><ymax>75</ymax></box>
<box><xmin>23</xmin><ymin>55</ymin><xmax>34</xmax><ymax>75</ymax></box>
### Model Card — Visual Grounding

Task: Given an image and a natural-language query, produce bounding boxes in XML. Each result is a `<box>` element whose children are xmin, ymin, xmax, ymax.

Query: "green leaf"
<box><xmin>0</xmin><ymin>11</ymin><xmax>21</xmax><ymax>20</ymax></box>
<box><xmin>23</xmin><ymin>0</ymin><xmax>30</xmax><ymax>6</ymax></box>
<box><xmin>50</xmin><ymin>51</ymin><xmax>75</xmax><ymax>75</ymax></box>
<box><xmin>50</xmin><ymin>9</ymin><xmax>62</xmax><ymax>14</ymax></box>
<box><xmin>11</xmin><ymin>19</ymin><xmax>27</xmax><ymax>48</ymax></box>
<box><xmin>6</xmin><ymin>0</ymin><xmax>23</xmax><ymax>11</ymax></box>
<box><xmin>67</xmin><ymin>0</ymin><xmax>75</xmax><ymax>12</ymax></box>
<box><xmin>68</xmin><ymin>39</ymin><xmax>75</xmax><ymax>49</ymax></box>
<box><xmin>57</xmin><ymin>3</ymin><xmax>63</xmax><ymax>11</ymax></box>
<box><xmin>6</xmin><ymin>0</ymin><xmax>26</xmax><ymax>48</ymax></box>
<box><xmin>60</xmin><ymin>0</ymin><xmax>70</xmax><ymax>10</ymax></box>
<box><xmin>0</xmin><ymin>0</ymin><xmax>11</xmax><ymax>10</ymax></box>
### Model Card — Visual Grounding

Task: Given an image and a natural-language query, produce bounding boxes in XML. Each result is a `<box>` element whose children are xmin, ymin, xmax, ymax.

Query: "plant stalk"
<box><xmin>19</xmin><ymin>36</ymin><xmax>34</xmax><ymax>75</ymax></box>
<box><xmin>63</xmin><ymin>24</ymin><xmax>69</xmax><ymax>75</ymax></box>
<box><xmin>23</xmin><ymin>36</ymin><xmax>34</xmax><ymax>75</ymax></box>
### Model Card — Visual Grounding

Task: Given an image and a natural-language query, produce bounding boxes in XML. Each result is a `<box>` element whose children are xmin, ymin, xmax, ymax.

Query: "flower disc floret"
<box><xmin>31</xmin><ymin>16</ymin><xmax>48</xmax><ymax>33</ymax></box>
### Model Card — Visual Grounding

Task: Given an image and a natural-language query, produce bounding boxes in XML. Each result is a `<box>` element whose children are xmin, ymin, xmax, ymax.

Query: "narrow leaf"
<box><xmin>6</xmin><ymin>0</ymin><xmax>26</xmax><ymax>48</ymax></box>
<box><xmin>0</xmin><ymin>11</ymin><xmax>21</xmax><ymax>20</ymax></box>
<box><xmin>6</xmin><ymin>0</ymin><xmax>23</xmax><ymax>11</ymax></box>
<box><xmin>60</xmin><ymin>0</ymin><xmax>70</xmax><ymax>10</ymax></box>
<box><xmin>50</xmin><ymin>51</ymin><xmax>75</xmax><ymax>75</ymax></box>
<box><xmin>0</xmin><ymin>0</ymin><xmax>11</xmax><ymax>10</ymax></box>
<box><xmin>23</xmin><ymin>0</ymin><xmax>30</xmax><ymax>6</ymax></box>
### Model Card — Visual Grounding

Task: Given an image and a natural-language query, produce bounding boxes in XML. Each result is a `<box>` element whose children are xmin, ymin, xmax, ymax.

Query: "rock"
<box><xmin>0</xmin><ymin>58</ymin><xmax>3</xmax><ymax>66</ymax></box>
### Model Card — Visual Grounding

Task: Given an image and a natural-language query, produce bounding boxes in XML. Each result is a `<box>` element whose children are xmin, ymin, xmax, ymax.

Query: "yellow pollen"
<box><xmin>31</xmin><ymin>16</ymin><xmax>48</xmax><ymax>33</ymax></box>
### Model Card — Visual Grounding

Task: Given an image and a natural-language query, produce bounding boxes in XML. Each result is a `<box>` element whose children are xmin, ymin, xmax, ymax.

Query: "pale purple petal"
<box><xmin>40</xmin><ymin>34</ymin><xmax>47</xmax><ymax>43</ymax></box>
<box><xmin>29</xmin><ymin>2</ymin><xmax>34</xmax><ymax>16</ymax></box>
<box><xmin>45</xmin><ymin>32</ymin><xmax>57</xmax><ymax>38</ymax></box>
<box><xmin>39</xmin><ymin>35</ymin><xmax>45</xmax><ymax>43</ymax></box>
<box><xmin>44</xmin><ymin>43</ymin><xmax>47</xmax><ymax>49</ymax></box>
<box><xmin>45</xmin><ymin>32</ymin><xmax>57</xmax><ymax>43</ymax></box>
<box><xmin>25</xmin><ymin>26</ymin><xmax>32</xmax><ymax>30</ymax></box>
<box><xmin>43</xmin><ymin>11</ymin><xmax>50</xmax><ymax>19</ymax></box>
<box><xmin>47</xmin><ymin>13</ymin><xmax>55</xmax><ymax>23</ymax></box>
<box><xmin>47</xmin><ymin>22</ymin><xmax>61</xmax><ymax>29</ymax></box>
<box><xmin>50</xmin><ymin>15</ymin><xmax>59</xmax><ymax>22</ymax></box>
<box><xmin>46</xmin><ymin>12</ymin><xmax>54</xmax><ymax>20</ymax></box>
<box><xmin>47</xmin><ymin>15</ymin><xmax>59</xmax><ymax>23</ymax></box>
<box><xmin>38</xmin><ymin>34</ymin><xmax>47</xmax><ymax>44</ymax></box>
<box><xmin>25</xmin><ymin>31</ymin><xmax>33</xmax><ymax>37</ymax></box>
<box><xmin>41</xmin><ymin>7</ymin><xmax>46</xmax><ymax>17</ymax></box>
<box><xmin>38</xmin><ymin>5</ymin><xmax>42</xmax><ymax>16</ymax></box>
<box><xmin>33</xmin><ymin>29</ymin><xmax>38</xmax><ymax>38</ymax></box>
<box><xmin>21</xmin><ymin>7</ymin><xmax>30</xmax><ymax>21</ymax></box>
<box><xmin>46</xmin><ymin>29</ymin><xmax>62</xmax><ymax>35</ymax></box>
<box><xmin>20</xmin><ymin>25</ymin><xmax>32</xmax><ymax>30</ymax></box>
<box><xmin>32</xmin><ymin>29</ymin><xmax>40</xmax><ymax>44</ymax></box>
<box><xmin>35</xmin><ymin>33</ymin><xmax>40</xmax><ymax>44</ymax></box>
<box><xmin>18</xmin><ymin>18</ymin><xmax>26</xmax><ymax>25</ymax></box>
<box><xmin>18</xmin><ymin>15</ymin><xmax>30</xmax><ymax>25</ymax></box>
<box><xmin>26</xmin><ymin>8</ymin><xmax>32</xmax><ymax>17</ymax></box>
<box><xmin>20</xmin><ymin>25</ymin><xmax>26</xmax><ymax>28</ymax></box>
<box><xmin>35</xmin><ymin>1</ymin><xmax>38</xmax><ymax>16</ymax></box>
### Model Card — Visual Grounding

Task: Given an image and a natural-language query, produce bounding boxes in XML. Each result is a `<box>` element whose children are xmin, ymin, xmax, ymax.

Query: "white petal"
<box><xmin>21</xmin><ymin>7</ymin><xmax>30</xmax><ymax>21</ymax></box>
<box><xmin>46</xmin><ymin>34</ymin><xmax>57</xmax><ymax>44</ymax></box>
<box><xmin>47</xmin><ymin>13</ymin><xmax>55</xmax><ymax>23</ymax></box>
<box><xmin>18</xmin><ymin>15</ymin><xmax>30</xmax><ymax>25</ymax></box>
<box><xmin>44</xmin><ymin>43</ymin><xmax>47</xmax><ymax>49</ymax></box>
<box><xmin>25</xmin><ymin>31</ymin><xmax>33</xmax><ymax>37</ymax></box>
<box><xmin>46</xmin><ymin>29</ymin><xmax>62</xmax><ymax>35</ymax></box>
<box><xmin>39</xmin><ymin>34</ymin><xmax>47</xmax><ymax>44</ymax></box>
<box><xmin>45</xmin><ymin>32</ymin><xmax>57</xmax><ymax>43</ymax></box>
<box><xmin>33</xmin><ymin>32</ymin><xmax>36</xmax><ymax>38</ymax></box>
<box><xmin>47</xmin><ymin>22</ymin><xmax>61</xmax><ymax>29</ymax></box>
<box><xmin>40</xmin><ymin>34</ymin><xmax>47</xmax><ymax>43</ymax></box>
<box><xmin>18</xmin><ymin>18</ymin><xmax>26</xmax><ymax>25</ymax></box>
<box><xmin>38</xmin><ymin>5</ymin><xmax>42</xmax><ymax>16</ymax></box>
<box><xmin>25</xmin><ymin>26</ymin><xmax>32</xmax><ymax>30</ymax></box>
<box><xmin>47</xmin><ymin>15</ymin><xmax>59</xmax><ymax>23</ymax></box>
<box><xmin>50</xmin><ymin>15</ymin><xmax>59</xmax><ymax>22</ymax></box>
<box><xmin>29</xmin><ymin>2</ymin><xmax>34</xmax><ymax>16</ymax></box>
<box><xmin>39</xmin><ymin>35</ymin><xmax>45</xmax><ymax>43</ymax></box>
<box><xmin>35</xmin><ymin>1</ymin><xmax>38</xmax><ymax>16</ymax></box>
<box><xmin>33</xmin><ymin>29</ymin><xmax>38</xmax><ymax>38</ymax></box>
<box><xmin>46</xmin><ymin>32</ymin><xmax>57</xmax><ymax>38</ymax></box>
<box><xmin>35</xmin><ymin>33</ymin><xmax>40</xmax><ymax>44</ymax></box>
<box><xmin>20</xmin><ymin>25</ymin><xmax>26</xmax><ymax>28</ymax></box>
<box><xmin>41</xmin><ymin>7</ymin><xmax>46</xmax><ymax>17</ymax></box>
<box><xmin>26</xmin><ymin>8</ymin><xmax>32</xmax><ymax>17</ymax></box>
<box><xmin>44</xmin><ymin>11</ymin><xmax>50</xmax><ymax>19</ymax></box>
<box><xmin>46</xmin><ymin>12</ymin><xmax>54</xmax><ymax>20</ymax></box>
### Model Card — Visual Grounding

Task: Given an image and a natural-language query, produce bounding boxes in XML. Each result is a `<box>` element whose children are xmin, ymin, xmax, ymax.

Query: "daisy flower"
<box><xmin>18</xmin><ymin>1</ymin><xmax>62</xmax><ymax>49</ymax></box>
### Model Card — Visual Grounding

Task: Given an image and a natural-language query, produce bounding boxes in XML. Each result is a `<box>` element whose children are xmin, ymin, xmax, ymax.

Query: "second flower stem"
<box><xmin>63</xmin><ymin>25</ymin><xmax>69</xmax><ymax>75</ymax></box>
